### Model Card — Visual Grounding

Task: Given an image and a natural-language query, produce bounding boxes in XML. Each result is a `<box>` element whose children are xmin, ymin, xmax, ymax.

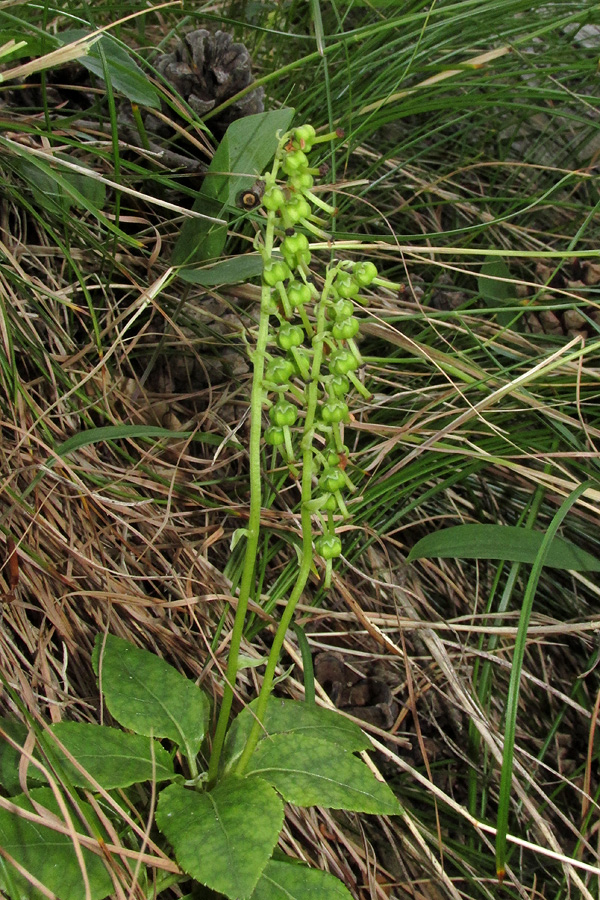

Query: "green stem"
<box><xmin>206</xmin><ymin>215</ymin><xmax>276</xmax><ymax>786</ymax></box>
<box><xmin>235</xmin><ymin>269</ymin><xmax>336</xmax><ymax>776</ymax></box>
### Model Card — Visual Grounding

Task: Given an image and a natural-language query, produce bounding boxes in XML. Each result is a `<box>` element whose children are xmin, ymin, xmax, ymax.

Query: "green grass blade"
<box><xmin>495</xmin><ymin>479</ymin><xmax>597</xmax><ymax>880</ymax></box>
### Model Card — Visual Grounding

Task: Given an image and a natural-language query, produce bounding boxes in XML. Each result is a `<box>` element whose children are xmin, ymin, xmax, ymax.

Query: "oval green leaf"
<box><xmin>223</xmin><ymin>698</ymin><xmax>371</xmax><ymax>773</ymax></box>
<box><xmin>0</xmin><ymin>787</ymin><xmax>112</xmax><ymax>900</ymax></box>
<box><xmin>156</xmin><ymin>777</ymin><xmax>283</xmax><ymax>899</ymax></box>
<box><xmin>246</xmin><ymin>733</ymin><xmax>400</xmax><ymax>814</ymax></box>
<box><xmin>93</xmin><ymin>634</ymin><xmax>210</xmax><ymax>760</ymax></box>
<box><xmin>0</xmin><ymin>719</ymin><xmax>42</xmax><ymax>794</ymax></box>
<box><xmin>204</xmin><ymin>107</ymin><xmax>295</xmax><ymax>206</ymax></box>
<box><xmin>45</xmin><ymin>722</ymin><xmax>174</xmax><ymax>789</ymax></box>
<box><xmin>58</xmin><ymin>30</ymin><xmax>160</xmax><ymax>107</ymax></box>
<box><xmin>407</xmin><ymin>524</ymin><xmax>600</xmax><ymax>571</ymax></box>
<box><xmin>14</xmin><ymin>156</ymin><xmax>105</xmax><ymax>214</ymax></box>
<box><xmin>173</xmin><ymin>107</ymin><xmax>294</xmax><ymax>266</ymax></box>
<box><xmin>171</xmin><ymin>193</ymin><xmax>227</xmax><ymax>267</ymax></box>
<box><xmin>250</xmin><ymin>859</ymin><xmax>353</xmax><ymax>900</ymax></box>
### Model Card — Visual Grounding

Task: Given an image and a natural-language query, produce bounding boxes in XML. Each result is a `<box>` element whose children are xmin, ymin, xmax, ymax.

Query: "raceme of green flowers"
<box><xmin>257</xmin><ymin>123</ymin><xmax>377</xmax><ymax>583</ymax></box>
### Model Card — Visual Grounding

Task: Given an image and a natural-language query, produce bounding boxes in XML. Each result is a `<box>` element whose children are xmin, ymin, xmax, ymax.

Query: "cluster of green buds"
<box><xmin>256</xmin><ymin>124</ymin><xmax>378</xmax><ymax>586</ymax></box>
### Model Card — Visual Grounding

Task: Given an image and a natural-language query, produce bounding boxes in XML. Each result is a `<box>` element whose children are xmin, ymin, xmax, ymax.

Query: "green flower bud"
<box><xmin>319</xmin><ymin>466</ymin><xmax>346</xmax><ymax>492</ymax></box>
<box><xmin>277</xmin><ymin>322</ymin><xmax>304</xmax><ymax>350</ymax></box>
<box><xmin>269</xmin><ymin>399</ymin><xmax>298</xmax><ymax>427</ymax></box>
<box><xmin>315</xmin><ymin>533</ymin><xmax>342</xmax><ymax>560</ymax></box>
<box><xmin>334</xmin><ymin>271</ymin><xmax>359</xmax><ymax>298</ymax></box>
<box><xmin>332</xmin><ymin>317</ymin><xmax>360</xmax><ymax>340</ymax></box>
<box><xmin>288</xmin><ymin>281</ymin><xmax>312</xmax><ymax>308</ymax></box>
<box><xmin>353</xmin><ymin>261</ymin><xmax>378</xmax><ymax>286</ymax></box>
<box><xmin>263</xmin><ymin>260</ymin><xmax>291</xmax><ymax>286</ymax></box>
<box><xmin>321</xmin><ymin>399</ymin><xmax>349</xmax><ymax>425</ymax></box>
<box><xmin>282</xmin><ymin>234</ymin><xmax>311</xmax><ymax>270</ymax></box>
<box><xmin>286</xmin><ymin>196</ymin><xmax>312</xmax><ymax>224</ymax></box>
<box><xmin>289</xmin><ymin>172</ymin><xmax>314</xmax><ymax>192</ymax></box>
<box><xmin>292</xmin><ymin>124</ymin><xmax>316</xmax><ymax>151</ymax></box>
<box><xmin>264</xmin><ymin>425</ymin><xmax>285</xmax><ymax>446</ymax></box>
<box><xmin>263</xmin><ymin>186</ymin><xmax>286</xmax><ymax>211</ymax></box>
<box><xmin>265</xmin><ymin>357</ymin><xmax>295</xmax><ymax>384</ymax></box>
<box><xmin>282</xmin><ymin>149</ymin><xmax>309</xmax><ymax>175</ymax></box>
<box><xmin>329</xmin><ymin>349</ymin><xmax>359</xmax><ymax>376</ymax></box>
<box><xmin>282</xmin><ymin>232</ymin><xmax>309</xmax><ymax>257</ymax></box>
<box><xmin>328</xmin><ymin>374</ymin><xmax>350</xmax><ymax>398</ymax></box>
<box><xmin>330</xmin><ymin>299</ymin><xmax>354</xmax><ymax>321</ymax></box>
<box><xmin>322</xmin><ymin>493</ymin><xmax>338</xmax><ymax>512</ymax></box>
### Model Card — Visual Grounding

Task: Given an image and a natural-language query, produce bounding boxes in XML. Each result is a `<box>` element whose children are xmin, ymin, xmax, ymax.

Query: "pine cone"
<box><xmin>155</xmin><ymin>29</ymin><xmax>264</xmax><ymax>136</ymax></box>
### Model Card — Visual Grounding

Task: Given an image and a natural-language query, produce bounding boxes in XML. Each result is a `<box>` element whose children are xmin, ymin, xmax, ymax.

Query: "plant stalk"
<box><xmin>206</xmin><ymin>217</ymin><xmax>275</xmax><ymax>786</ymax></box>
<box><xmin>235</xmin><ymin>269</ymin><xmax>335</xmax><ymax>775</ymax></box>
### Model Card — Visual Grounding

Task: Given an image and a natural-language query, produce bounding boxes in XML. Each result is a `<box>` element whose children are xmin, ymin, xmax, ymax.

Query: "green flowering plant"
<box><xmin>208</xmin><ymin>122</ymin><xmax>380</xmax><ymax>781</ymax></box>
<box><xmin>0</xmin><ymin>119</ymin><xmax>398</xmax><ymax>900</ymax></box>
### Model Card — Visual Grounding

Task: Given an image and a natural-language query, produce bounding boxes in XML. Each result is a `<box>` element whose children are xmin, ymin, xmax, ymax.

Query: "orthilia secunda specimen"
<box><xmin>256</xmin><ymin>123</ymin><xmax>378</xmax><ymax>587</ymax></box>
<box><xmin>207</xmin><ymin>121</ymin><xmax>381</xmax><ymax>783</ymax></box>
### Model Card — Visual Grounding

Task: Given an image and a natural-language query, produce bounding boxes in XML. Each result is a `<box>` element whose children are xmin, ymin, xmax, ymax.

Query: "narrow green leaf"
<box><xmin>179</xmin><ymin>253</ymin><xmax>264</xmax><ymax>286</ymax></box>
<box><xmin>53</xmin><ymin>424</ymin><xmax>191</xmax><ymax>459</ymax></box>
<box><xmin>292</xmin><ymin>624</ymin><xmax>315</xmax><ymax>705</ymax></box>
<box><xmin>246</xmin><ymin>733</ymin><xmax>400</xmax><ymax>814</ymax></box>
<box><xmin>45</xmin><ymin>722</ymin><xmax>174</xmax><ymax>789</ymax></box>
<box><xmin>407</xmin><ymin>524</ymin><xmax>600</xmax><ymax>571</ymax></box>
<box><xmin>58</xmin><ymin>30</ymin><xmax>160</xmax><ymax>107</ymax></box>
<box><xmin>93</xmin><ymin>634</ymin><xmax>210</xmax><ymax>758</ymax></box>
<box><xmin>222</xmin><ymin>698</ymin><xmax>371</xmax><ymax>772</ymax></box>
<box><xmin>156</xmin><ymin>777</ymin><xmax>283</xmax><ymax>899</ymax></box>
<box><xmin>0</xmin><ymin>787</ymin><xmax>112</xmax><ymax>900</ymax></box>
<box><xmin>172</xmin><ymin>107</ymin><xmax>294</xmax><ymax>266</ymax></box>
<box><xmin>250</xmin><ymin>859</ymin><xmax>353</xmax><ymax>900</ymax></box>
<box><xmin>19</xmin><ymin>424</ymin><xmax>233</xmax><ymax>507</ymax></box>
<box><xmin>478</xmin><ymin>256</ymin><xmax>515</xmax><ymax>326</ymax></box>
<box><xmin>46</xmin><ymin>425</ymin><xmax>240</xmax><ymax>466</ymax></box>
<box><xmin>44</xmin><ymin>424</ymin><xmax>231</xmax><ymax>472</ymax></box>
<box><xmin>495</xmin><ymin>479</ymin><xmax>596</xmax><ymax>879</ymax></box>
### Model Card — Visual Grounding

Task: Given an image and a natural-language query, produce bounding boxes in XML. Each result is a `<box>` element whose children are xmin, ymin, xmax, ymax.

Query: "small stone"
<box><xmin>538</xmin><ymin>310</ymin><xmax>564</xmax><ymax>334</ymax></box>
<box><xmin>562</xmin><ymin>309</ymin><xmax>587</xmax><ymax>331</ymax></box>
<box><xmin>524</xmin><ymin>313</ymin><xmax>543</xmax><ymax>333</ymax></box>
<box><xmin>565</xmin><ymin>280</ymin><xmax>588</xmax><ymax>301</ymax></box>
<box><xmin>535</xmin><ymin>262</ymin><xmax>555</xmax><ymax>282</ymax></box>
<box><xmin>583</xmin><ymin>262</ymin><xmax>600</xmax><ymax>285</ymax></box>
